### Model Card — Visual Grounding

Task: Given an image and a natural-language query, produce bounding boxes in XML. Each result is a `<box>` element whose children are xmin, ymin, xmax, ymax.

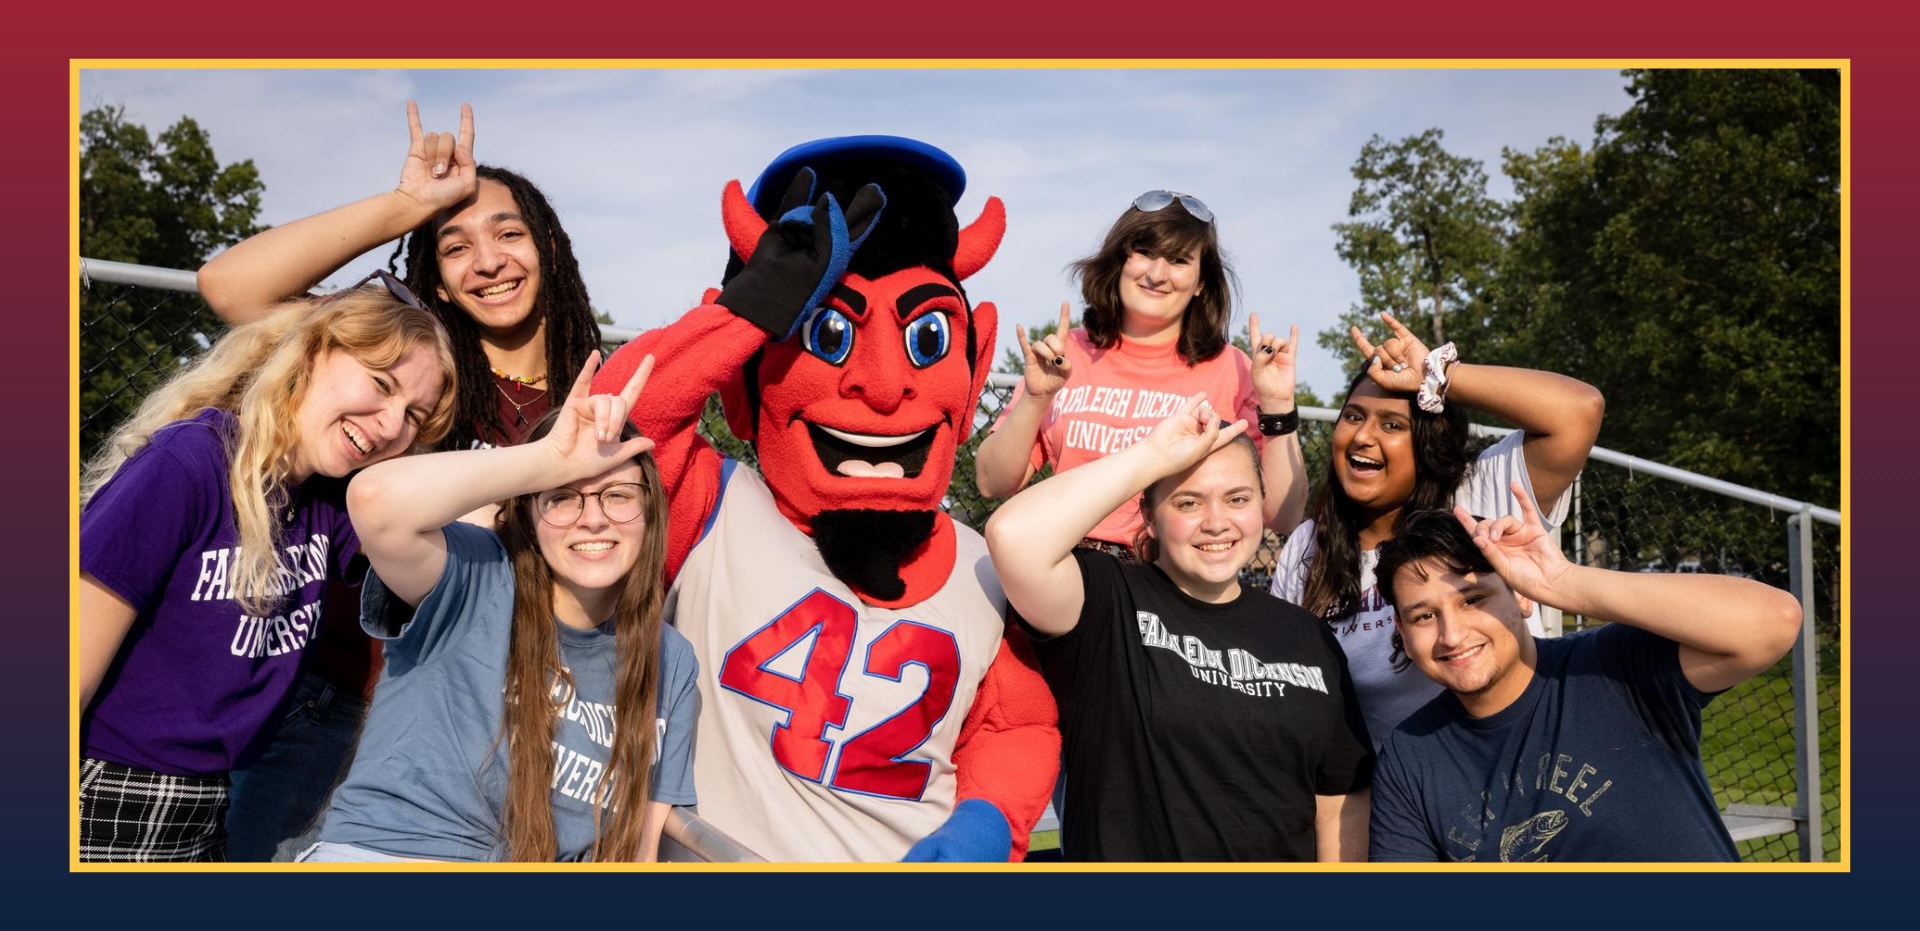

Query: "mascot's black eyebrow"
<box><xmin>828</xmin><ymin>282</ymin><xmax>962</xmax><ymax>321</ymax></box>
<box><xmin>894</xmin><ymin>283</ymin><xmax>962</xmax><ymax>321</ymax></box>
<box><xmin>830</xmin><ymin>283</ymin><xmax>866</xmax><ymax>316</ymax></box>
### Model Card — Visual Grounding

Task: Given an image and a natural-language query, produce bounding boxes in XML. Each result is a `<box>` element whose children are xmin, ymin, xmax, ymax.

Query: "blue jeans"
<box><xmin>224</xmin><ymin>670</ymin><xmax>368</xmax><ymax>862</ymax></box>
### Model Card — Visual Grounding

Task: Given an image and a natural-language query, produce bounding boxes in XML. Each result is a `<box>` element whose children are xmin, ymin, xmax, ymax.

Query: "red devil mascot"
<box><xmin>595</xmin><ymin>137</ymin><xmax>1058</xmax><ymax>861</ymax></box>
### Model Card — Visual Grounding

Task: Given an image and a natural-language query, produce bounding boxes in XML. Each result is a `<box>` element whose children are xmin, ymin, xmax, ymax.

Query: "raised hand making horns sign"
<box><xmin>1349</xmin><ymin>311</ymin><xmax>1429</xmax><ymax>392</ymax></box>
<box><xmin>398</xmin><ymin>101</ymin><xmax>477</xmax><ymax>213</ymax></box>
<box><xmin>1014</xmin><ymin>301</ymin><xmax>1076</xmax><ymax>400</ymax></box>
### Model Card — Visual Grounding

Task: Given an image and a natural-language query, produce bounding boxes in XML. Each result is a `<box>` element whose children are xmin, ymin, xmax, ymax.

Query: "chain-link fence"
<box><xmin>1562</xmin><ymin>455</ymin><xmax>1841</xmax><ymax>862</ymax></box>
<box><xmin>79</xmin><ymin>259</ymin><xmax>1843</xmax><ymax>862</ymax></box>
<box><xmin>78</xmin><ymin>261</ymin><xmax>225</xmax><ymax>466</ymax></box>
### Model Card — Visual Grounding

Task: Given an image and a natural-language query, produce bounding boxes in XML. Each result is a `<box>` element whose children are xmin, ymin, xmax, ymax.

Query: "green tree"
<box><xmin>80</xmin><ymin>105</ymin><xmax>264</xmax><ymax>459</ymax></box>
<box><xmin>1487</xmin><ymin>69</ymin><xmax>1840</xmax><ymax>508</ymax></box>
<box><xmin>1319</xmin><ymin>129</ymin><xmax>1507</xmax><ymax>375</ymax></box>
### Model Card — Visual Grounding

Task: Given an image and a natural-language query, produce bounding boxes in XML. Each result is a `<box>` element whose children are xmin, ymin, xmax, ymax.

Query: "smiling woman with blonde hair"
<box><xmin>79</xmin><ymin>280</ymin><xmax>456</xmax><ymax>861</ymax></box>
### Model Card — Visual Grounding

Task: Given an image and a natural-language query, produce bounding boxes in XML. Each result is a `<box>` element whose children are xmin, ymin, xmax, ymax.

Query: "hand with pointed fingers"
<box><xmin>1453</xmin><ymin>481</ymin><xmax>1573</xmax><ymax>604</ymax></box>
<box><xmin>396</xmin><ymin>101</ymin><xmax>477</xmax><ymax>214</ymax></box>
<box><xmin>1015</xmin><ymin>301</ymin><xmax>1075</xmax><ymax>400</ymax></box>
<box><xmin>1350</xmin><ymin>311</ymin><xmax>1430</xmax><ymax>393</ymax></box>
<box><xmin>716</xmin><ymin>166</ymin><xmax>887</xmax><ymax>339</ymax></box>
<box><xmin>1247</xmin><ymin>313</ymin><xmax>1299</xmax><ymax>411</ymax></box>
<box><xmin>1140</xmin><ymin>393</ymin><xmax>1250</xmax><ymax>478</ymax></box>
<box><xmin>543</xmin><ymin>350</ymin><xmax>658</xmax><ymax>482</ymax></box>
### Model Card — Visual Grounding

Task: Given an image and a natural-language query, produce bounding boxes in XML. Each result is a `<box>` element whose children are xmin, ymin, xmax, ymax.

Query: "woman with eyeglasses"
<box><xmin>195</xmin><ymin>102</ymin><xmax>606</xmax><ymax>860</ymax></box>
<box><xmin>975</xmin><ymin>190</ymin><xmax>1308</xmax><ymax>558</ymax></box>
<box><xmin>299</xmin><ymin>352</ymin><xmax>699</xmax><ymax>862</ymax></box>
<box><xmin>78</xmin><ymin>284</ymin><xmax>457</xmax><ymax>861</ymax></box>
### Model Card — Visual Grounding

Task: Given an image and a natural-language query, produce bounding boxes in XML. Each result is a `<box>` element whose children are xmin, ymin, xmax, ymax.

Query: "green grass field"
<box><xmin>1703</xmin><ymin>671</ymin><xmax>1841</xmax><ymax>862</ymax></box>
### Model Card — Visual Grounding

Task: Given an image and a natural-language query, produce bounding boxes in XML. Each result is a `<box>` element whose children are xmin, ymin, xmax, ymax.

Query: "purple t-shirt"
<box><xmin>81</xmin><ymin>408</ymin><xmax>359</xmax><ymax>777</ymax></box>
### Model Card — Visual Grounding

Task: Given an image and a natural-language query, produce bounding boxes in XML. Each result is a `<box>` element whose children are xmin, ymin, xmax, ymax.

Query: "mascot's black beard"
<box><xmin>811</xmin><ymin>509</ymin><xmax>939</xmax><ymax>603</ymax></box>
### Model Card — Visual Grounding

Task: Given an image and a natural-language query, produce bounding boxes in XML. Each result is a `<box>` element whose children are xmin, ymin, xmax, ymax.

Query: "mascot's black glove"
<box><xmin>716</xmin><ymin>167</ymin><xmax>887</xmax><ymax>339</ymax></box>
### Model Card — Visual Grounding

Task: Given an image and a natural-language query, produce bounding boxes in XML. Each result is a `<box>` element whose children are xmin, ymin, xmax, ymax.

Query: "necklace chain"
<box><xmin>493</xmin><ymin>377</ymin><xmax>549</xmax><ymax>427</ymax></box>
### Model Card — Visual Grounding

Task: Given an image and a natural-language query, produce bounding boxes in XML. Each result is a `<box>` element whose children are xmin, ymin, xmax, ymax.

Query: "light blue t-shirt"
<box><xmin>316</xmin><ymin>521</ymin><xmax>698</xmax><ymax>861</ymax></box>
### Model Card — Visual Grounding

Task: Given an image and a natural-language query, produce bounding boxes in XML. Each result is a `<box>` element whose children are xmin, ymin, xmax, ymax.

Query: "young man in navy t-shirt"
<box><xmin>1367</xmin><ymin>485</ymin><xmax>1803</xmax><ymax>862</ymax></box>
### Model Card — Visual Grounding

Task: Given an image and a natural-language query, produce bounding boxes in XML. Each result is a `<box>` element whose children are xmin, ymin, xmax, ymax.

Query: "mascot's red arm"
<box><xmin>953</xmin><ymin>624</ymin><xmax>1060</xmax><ymax>861</ymax></box>
<box><xmin>593</xmin><ymin>297</ymin><xmax>762</xmax><ymax>584</ymax></box>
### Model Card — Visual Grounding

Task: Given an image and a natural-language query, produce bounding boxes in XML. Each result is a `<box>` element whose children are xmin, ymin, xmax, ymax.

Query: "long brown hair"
<box><xmin>1070</xmin><ymin>198</ymin><xmax>1237</xmax><ymax>366</ymax></box>
<box><xmin>491</xmin><ymin>414</ymin><xmax>668</xmax><ymax>861</ymax></box>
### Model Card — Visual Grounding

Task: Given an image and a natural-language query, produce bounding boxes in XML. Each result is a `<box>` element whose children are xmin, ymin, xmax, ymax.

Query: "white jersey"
<box><xmin>665</xmin><ymin>461</ymin><xmax>1008</xmax><ymax>861</ymax></box>
<box><xmin>1270</xmin><ymin>431</ymin><xmax>1569</xmax><ymax>748</ymax></box>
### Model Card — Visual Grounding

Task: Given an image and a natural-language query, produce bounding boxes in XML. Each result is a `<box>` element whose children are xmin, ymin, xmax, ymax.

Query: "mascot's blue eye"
<box><xmin>803</xmin><ymin>306</ymin><xmax>854</xmax><ymax>365</ymax></box>
<box><xmin>903</xmin><ymin>313</ymin><xmax>951</xmax><ymax>368</ymax></box>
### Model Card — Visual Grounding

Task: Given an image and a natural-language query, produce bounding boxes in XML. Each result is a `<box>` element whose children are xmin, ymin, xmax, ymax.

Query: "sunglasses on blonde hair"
<box><xmin>333</xmin><ymin>269</ymin><xmax>427</xmax><ymax>311</ymax></box>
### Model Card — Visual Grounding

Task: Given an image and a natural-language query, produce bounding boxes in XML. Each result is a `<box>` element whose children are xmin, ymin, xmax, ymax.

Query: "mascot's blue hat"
<box><xmin>745</xmin><ymin>135</ymin><xmax>967</xmax><ymax>216</ymax></box>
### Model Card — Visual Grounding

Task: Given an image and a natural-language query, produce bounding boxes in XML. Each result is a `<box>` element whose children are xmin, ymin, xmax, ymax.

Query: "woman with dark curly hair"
<box><xmin>1271</xmin><ymin>311</ymin><xmax>1605</xmax><ymax>749</ymax></box>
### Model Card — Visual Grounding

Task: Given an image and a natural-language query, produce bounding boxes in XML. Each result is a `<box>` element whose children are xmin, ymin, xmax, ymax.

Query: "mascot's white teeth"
<box><xmin>816</xmin><ymin>425</ymin><xmax>928</xmax><ymax>448</ymax></box>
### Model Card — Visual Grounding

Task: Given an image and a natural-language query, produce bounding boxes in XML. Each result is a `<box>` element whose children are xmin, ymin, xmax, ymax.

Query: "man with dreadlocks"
<box><xmin>198</xmin><ymin>103</ymin><xmax>606</xmax><ymax>860</ymax></box>
<box><xmin>596</xmin><ymin>137</ymin><xmax>1058</xmax><ymax>861</ymax></box>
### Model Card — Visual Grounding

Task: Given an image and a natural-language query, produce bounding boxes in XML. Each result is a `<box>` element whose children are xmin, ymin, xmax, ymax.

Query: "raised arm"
<box><xmin>1355</xmin><ymin>311</ymin><xmax>1604</xmax><ymax>509</ymax></box>
<box><xmin>197</xmin><ymin>102</ymin><xmax>477</xmax><ymax>324</ymax></box>
<box><xmin>1247</xmin><ymin>313</ymin><xmax>1307</xmax><ymax>533</ymax></box>
<box><xmin>347</xmin><ymin>351</ymin><xmax>654</xmax><ymax>605</ymax></box>
<box><xmin>974</xmin><ymin>301</ymin><xmax>1074</xmax><ymax>498</ymax></box>
<box><xmin>986</xmin><ymin>394</ymin><xmax>1246</xmax><ymax>636</ymax></box>
<box><xmin>1457</xmin><ymin>485</ymin><xmax>1802</xmax><ymax>694</ymax></box>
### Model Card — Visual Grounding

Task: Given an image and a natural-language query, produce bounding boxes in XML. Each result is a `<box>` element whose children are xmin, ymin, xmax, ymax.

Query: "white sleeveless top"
<box><xmin>665</xmin><ymin>461</ymin><xmax>1007</xmax><ymax>861</ymax></box>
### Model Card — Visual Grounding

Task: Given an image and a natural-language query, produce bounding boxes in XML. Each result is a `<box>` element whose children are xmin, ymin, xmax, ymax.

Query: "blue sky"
<box><xmin>77</xmin><ymin>66</ymin><xmax>1632</xmax><ymax>397</ymax></box>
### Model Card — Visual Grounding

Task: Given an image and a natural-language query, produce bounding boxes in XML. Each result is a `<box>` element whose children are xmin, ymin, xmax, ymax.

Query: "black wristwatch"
<box><xmin>1257</xmin><ymin>408</ymin><xmax>1300</xmax><ymax>436</ymax></box>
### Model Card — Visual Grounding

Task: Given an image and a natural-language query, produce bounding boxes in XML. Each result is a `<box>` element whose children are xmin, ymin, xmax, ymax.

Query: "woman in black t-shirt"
<box><xmin>985</xmin><ymin>394</ymin><xmax>1373</xmax><ymax>862</ymax></box>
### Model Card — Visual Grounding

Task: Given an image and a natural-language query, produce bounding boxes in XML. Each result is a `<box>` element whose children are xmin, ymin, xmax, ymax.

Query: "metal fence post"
<box><xmin>1788</xmin><ymin>509</ymin><xmax>1822</xmax><ymax>862</ymax></box>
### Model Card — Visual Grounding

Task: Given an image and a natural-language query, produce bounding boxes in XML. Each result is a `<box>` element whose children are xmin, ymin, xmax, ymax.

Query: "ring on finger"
<box><xmin>1052</xmin><ymin>356</ymin><xmax>1066</xmax><ymax>367</ymax></box>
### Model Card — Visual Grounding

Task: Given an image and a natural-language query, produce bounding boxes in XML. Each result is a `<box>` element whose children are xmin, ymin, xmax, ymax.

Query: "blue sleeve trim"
<box><xmin>696</xmin><ymin>458</ymin><xmax>738</xmax><ymax>545</ymax></box>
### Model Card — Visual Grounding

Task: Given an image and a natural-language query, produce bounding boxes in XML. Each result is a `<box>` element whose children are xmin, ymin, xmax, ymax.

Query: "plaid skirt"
<box><xmin>79</xmin><ymin>758</ymin><xmax>228</xmax><ymax>862</ymax></box>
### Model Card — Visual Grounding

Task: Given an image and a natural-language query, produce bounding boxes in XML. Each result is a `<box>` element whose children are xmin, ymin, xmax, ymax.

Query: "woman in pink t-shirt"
<box><xmin>976</xmin><ymin>191</ymin><xmax>1307</xmax><ymax>557</ymax></box>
